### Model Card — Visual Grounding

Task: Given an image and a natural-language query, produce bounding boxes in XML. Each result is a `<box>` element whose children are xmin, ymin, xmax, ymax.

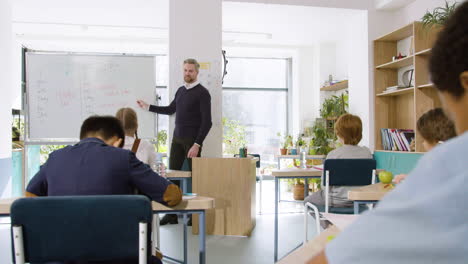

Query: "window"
<box><xmin>223</xmin><ymin>57</ymin><xmax>290</xmax><ymax>167</ymax></box>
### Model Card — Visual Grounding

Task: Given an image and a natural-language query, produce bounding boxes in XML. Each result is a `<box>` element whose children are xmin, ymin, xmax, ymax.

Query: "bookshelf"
<box><xmin>374</xmin><ymin>21</ymin><xmax>441</xmax><ymax>153</ymax></box>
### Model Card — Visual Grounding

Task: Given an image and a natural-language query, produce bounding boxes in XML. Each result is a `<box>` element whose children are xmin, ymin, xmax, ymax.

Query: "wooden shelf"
<box><xmin>418</xmin><ymin>83</ymin><xmax>434</xmax><ymax>89</ymax></box>
<box><xmin>376</xmin><ymin>87</ymin><xmax>414</xmax><ymax>97</ymax></box>
<box><xmin>374</xmin><ymin>22</ymin><xmax>440</xmax><ymax>153</ymax></box>
<box><xmin>320</xmin><ymin>80</ymin><xmax>348</xmax><ymax>91</ymax></box>
<box><xmin>415</xmin><ymin>48</ymin><xmax>431</xmax><ymax>56</ymax></box>
<box><xmin>376</xmin><ymin>55</ymin><xmax>413</xmax><ymax>69</ymax></box>
<box><xmin>375</xmin><ymin>23</ymin><xmax>413</xmax><ymax>41</ymax></box>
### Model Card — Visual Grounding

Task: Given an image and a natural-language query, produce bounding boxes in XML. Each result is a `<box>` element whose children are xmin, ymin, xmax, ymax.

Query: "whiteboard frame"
<box><xmin>24</xmin><ymin>50</ymin><xmax>159</xmax><ymax>144</ymax></box>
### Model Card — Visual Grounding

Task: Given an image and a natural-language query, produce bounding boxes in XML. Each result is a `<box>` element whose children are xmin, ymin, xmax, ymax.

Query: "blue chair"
<box><xmin>304</xmin><ymin>159</ymin><xmax>376</xmax><ymax>239</ymax></box>
<box><xmin>10</xmin><ymin>195</ymin><xmax>156</xmax><ymax>264</ymax></box>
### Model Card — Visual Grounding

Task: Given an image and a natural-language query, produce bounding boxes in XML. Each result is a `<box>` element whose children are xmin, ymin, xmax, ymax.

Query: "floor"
<box><xmin>0</xmin><ymin>180</ymin><xmax>320</xmax><ymax>264</ymax></box>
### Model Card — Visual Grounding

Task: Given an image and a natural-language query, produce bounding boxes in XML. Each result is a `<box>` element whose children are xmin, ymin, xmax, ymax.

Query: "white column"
<box><xmin>169</xmin><ymin>0</ymin><xmax>222</xmax><ymax>157</ymax></box>
<box><xmin>0</xmin><ymin>0</ymin><xmax>13</xmax><ymax>197</ymax></box>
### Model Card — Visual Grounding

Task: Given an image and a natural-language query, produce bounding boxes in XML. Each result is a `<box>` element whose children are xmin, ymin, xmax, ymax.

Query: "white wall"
<box><xmin>297</xmin><ymin>46</ymin><xmax>316</xmax><ymax>132</ymax></box>
<box><xmin>169</xmin><ymin>0</ymin><xmax>223</xmax><ymax>157</ymax></box>
<box><xmin>0</xmin><ymin>0</ymin><xmax>13</xmax><ymax>199</ymax></box>
<box><xmin>0</xmin><ymin>0</ymin><xmax>13</xmax><ymax>159</ymax></box>
<box><xmin>342</xmin><ymin>8</ymin><xmax>396</xmax><ymax>149</ymax></box>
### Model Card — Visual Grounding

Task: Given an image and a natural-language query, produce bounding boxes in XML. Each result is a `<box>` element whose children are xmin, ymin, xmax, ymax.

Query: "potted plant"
<box><xmin>422</xmin><ymin>1</ymin><xmax>458</xmax><ymax>28</ymax></box>
<box><xmin>277</xmin><ymin>132</ymin><xmax>293</xmax><ymax>155</ymax></box>
<box><xmin>309</xmin><ymin>120</ymin><xmax>335</xmax><ymax>157</ymax></box>
<box><xmin>320</xmin><ymin>94</ymin><xmax>348</xmax><ymax>120</ymax></box>
<box><xmin>156</xmin><ymin>130</ymin><xmax>168</xmax><ymax>153</ymax></box>
<box><xmin>222</xmin><ymin>117</ymin><xmax>247</xmax><ymax>155</ymax></box>
<box><xmin>296</xmin><ymin>134</ymin><xmax>307</xmax><ymax>153</ymax></box>
<box><xmin>292</xmin><ymin>179</ymin><xmax>305</xmax><ymax>200</ymax></box>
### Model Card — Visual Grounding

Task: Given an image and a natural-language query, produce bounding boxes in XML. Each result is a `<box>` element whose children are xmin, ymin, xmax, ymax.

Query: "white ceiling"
<box><xmin>11</xmin><ymin>0</ymin><xmax>396</xmax><ymax>47</ymax></box>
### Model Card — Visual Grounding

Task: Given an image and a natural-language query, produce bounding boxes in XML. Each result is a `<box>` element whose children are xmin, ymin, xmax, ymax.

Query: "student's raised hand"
<box><xmin>393</xmin><ymin>174</ymin><xmax>407</xmax><ymax>184</ymax></box>
<box><xmin>136</xmin><ymin>99</ymin><xmax>149</xmax><ymax>110</ymax></box>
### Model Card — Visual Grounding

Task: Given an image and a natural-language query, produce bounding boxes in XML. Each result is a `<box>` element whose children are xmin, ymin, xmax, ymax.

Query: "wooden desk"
<box><xmin>271</xmin><ymin>168</ymin><xmax>322</xmax><ymax>262</ymax></box>
<box><xmin>271</xmin><ymin>168</ymin><xmax>322</xmax><ymax>177</ymax></box>
<box><xmin>0</xmin><ymin>198</ymin><xmax>15</xmax><ymax>216</ymax></box>
<box><xmin>192</xmin><ymin>157</ymin><xmax>256</xmax><ymax>236</ymax></box>
<box><xmin>275</xmin><ymin>155</ymin><xmax>326</xmax><ymax>169</ymax></box>
<box><xmin>0</xmin><ymin>196</ymin><xmax>214</xmax><ymax>264</ymax></box>
<box><xmin>348</xmin><ymin>182</ymin><xmax>393</xmax><ymax>214</ymax></box>
<box><xmin>164</xmin><ymin>170</ymin><xmax>192</xmax><ymax>193</ymax></box>
<box><xmin>165</xmin><ymin>170</ymin><xmax>191</xmax><ymax>178</ymax></box>
<box><xmin>277</xmin><ymin>225</ymin><xmax>340</xmax><ymax>264</ymax></box>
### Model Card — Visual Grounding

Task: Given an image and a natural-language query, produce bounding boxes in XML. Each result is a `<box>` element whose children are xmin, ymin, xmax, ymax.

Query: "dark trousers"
<box><xmin>169</xmin><ymin>136</ymin><xmax>202</xmax><ymax>171</ymax></box>
<box><xmin>169</xmin><ymin>137</ymin><xmax>201</xmax><ymax>192</ymax></box>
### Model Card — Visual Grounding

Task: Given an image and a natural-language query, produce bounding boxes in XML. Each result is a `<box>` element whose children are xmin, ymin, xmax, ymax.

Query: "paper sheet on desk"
<box><xmin>322</xmin><ymin>213</ymin><xmax>358</xmax><ymax>230</ymax></box>
<box><xmin>183</xmin><ymin>196</ymin><xmax>196</xmax><ymax>200</ymax></box>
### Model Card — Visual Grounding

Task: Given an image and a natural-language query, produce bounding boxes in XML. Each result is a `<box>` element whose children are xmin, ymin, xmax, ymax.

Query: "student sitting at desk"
<box><xmin>307</xmin><ymin>2</ymin><xmax>468</xmax><ymax>263</ymax></box>
<box><xmin>304</xmin><ymin>113</ymin><xmax>372</xmax><ymax>207</ymax></box>
<box><xmin>393</xmin><ymin>108</ymin><xmax>456</xmax><ymax>183</ymax></box>
<box><xmin>26</xmin><ymin>116</ymin><xmax>182</xmax><ymax>264</ymax></box>
<box><xmin>116</xmin><ymin>107</ymin><xmax>157</xmax><ymax>168</ymax></box>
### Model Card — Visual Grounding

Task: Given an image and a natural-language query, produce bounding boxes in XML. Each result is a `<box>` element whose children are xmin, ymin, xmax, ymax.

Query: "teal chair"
<box><xmin>10</xmin><ymin>195</ymin><xmax>158</xmax><ymax>264</ymax></box>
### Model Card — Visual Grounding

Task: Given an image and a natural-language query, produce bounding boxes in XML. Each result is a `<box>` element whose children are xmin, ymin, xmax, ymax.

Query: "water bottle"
<box><xmin>154</xmin><ymin>153</ymin><xmax>166</xmax><ymax>178</ymax></box>
<box><xmin>300</xmin><ymin>150</ymin><xmax>307</xmax><ymax>169</ymax></box>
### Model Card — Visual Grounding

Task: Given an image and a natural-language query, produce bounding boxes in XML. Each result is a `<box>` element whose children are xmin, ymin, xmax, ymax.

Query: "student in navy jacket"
<box><xmin>26</xmin><ymin>115</ymin><xmax>182</xmax><ymax>264</ymax></box>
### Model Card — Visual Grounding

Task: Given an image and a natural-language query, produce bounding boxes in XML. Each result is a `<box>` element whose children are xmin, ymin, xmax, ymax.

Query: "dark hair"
<box><xmin>429</xmin><ymin>1</ymin><xmax>468</xmax><ymax>98</ymax></box>
<box><xmin>80</xmin><ymin>116</ymin><xmax>125</xmax><ymax>147</ymax></box>
<box><xmin>417</xmin><ymin>108</ymin><xmax>456</xmax><ymax>144</ymax></box>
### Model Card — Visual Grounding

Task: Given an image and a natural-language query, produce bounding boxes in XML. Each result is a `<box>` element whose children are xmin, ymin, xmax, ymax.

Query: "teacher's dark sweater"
<box><xmin>149</xmin><ymin>84</ymin><xmax>212</xmax><ymax>145</ymax></box>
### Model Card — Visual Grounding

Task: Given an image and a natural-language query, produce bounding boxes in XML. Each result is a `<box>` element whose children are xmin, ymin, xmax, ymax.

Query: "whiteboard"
<box><xmin>26</xmin><ymin>52</ymin><xmax>157</xmax><ymax>140</ymax></box>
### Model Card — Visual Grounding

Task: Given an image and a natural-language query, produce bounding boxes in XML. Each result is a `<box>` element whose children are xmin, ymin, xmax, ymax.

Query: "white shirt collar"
<box><xmin>185</xmin><ymin>80</ymin><xmax>200</xmax><ymax>89</ymax></box>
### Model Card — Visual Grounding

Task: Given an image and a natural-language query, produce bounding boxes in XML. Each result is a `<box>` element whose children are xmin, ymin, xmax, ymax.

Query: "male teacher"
<box><xmin>137</xmin><ymin>58</ymin><xmax>212</xmax><ymax>225</ymax></box>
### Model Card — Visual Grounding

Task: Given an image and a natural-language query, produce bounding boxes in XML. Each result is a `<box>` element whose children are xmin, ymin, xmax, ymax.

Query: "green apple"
<box><xmin>378</xmin><ymin>171</ymin><xmax>393</xmax><ymax>184</ymax></box>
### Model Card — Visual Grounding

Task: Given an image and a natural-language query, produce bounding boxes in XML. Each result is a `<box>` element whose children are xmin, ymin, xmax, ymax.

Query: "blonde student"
<box><xmin>116</xmin><ymin>107</ymin><xmax>157</xmax><ymax>168</ymax></box>
<box><xmin>394</xmin><ymin>108</ymin><xmax>456</xmax><ymax>183</ymax></box>
<box><xmin>304</xmin><ymin>113</ymin><xmax>372</xmax><ymax>207</ymax></box>
<box><xmin>308</xmin><ymin>2</ymin><xmax>468</xmax><ymax>263</ymax></box>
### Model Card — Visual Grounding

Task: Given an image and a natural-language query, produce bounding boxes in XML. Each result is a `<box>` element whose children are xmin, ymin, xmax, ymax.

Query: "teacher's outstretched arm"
<box><xmin>137</xmin><ymin>90</ymin><xmax>178</xmax><ymax>115</ymax></box>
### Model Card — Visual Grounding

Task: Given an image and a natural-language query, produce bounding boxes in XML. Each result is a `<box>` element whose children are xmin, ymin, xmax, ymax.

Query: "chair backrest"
<box><xmin>10</xmin><ymin>195</ymin><xmax>152</xmax><ymax>263</ymax></box>
<box><xmin>234</xmin><ymin>153</ymin><xmax>261</xmax><ymax>168</ymax></box>
<box><xmin>323</xmin><ymin>159</ymin><xmax>376</xmax><ymax>186</ymax></box>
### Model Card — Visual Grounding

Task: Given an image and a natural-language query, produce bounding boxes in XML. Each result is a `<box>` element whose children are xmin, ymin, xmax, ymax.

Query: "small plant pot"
<box><xmin>293</xmin><ymin>184</ymin><xmax>305</xmax><ymax>200</ymax></box>
<box><xmin>280</xmin><ymin>148</ymin><xmax>287</xmax><ymax>155</ymax></box>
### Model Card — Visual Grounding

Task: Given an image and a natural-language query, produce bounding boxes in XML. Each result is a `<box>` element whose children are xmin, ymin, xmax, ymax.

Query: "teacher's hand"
<box><xmin>187</xmin><ymin>144</ymin><xmax>200</xmax><ymax>158</ymax></box>
<box><xmin>136</xmin><ymin>99</ymin><xmax>149</xmax><ymax>110</ymax></box>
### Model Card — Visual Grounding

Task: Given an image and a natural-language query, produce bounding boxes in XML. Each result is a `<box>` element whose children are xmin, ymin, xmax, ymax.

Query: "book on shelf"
<box><xmin>380</xmin><ymin>128</ymin><xmax>415</xmax><ymax>151</ymax></box>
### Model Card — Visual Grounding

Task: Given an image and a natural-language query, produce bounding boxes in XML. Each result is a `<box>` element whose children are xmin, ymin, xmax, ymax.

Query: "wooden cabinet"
<box><xmin>192</xmin><ymin>157</ymin><xmax>256</xmax><ymax>236</ymax></box>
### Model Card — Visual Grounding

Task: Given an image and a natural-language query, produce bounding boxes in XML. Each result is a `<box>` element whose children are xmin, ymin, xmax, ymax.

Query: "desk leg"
<box><xmin>153</xmin><ymin>214</ymin><xmax>160</xmax><ymax>252</ymax></box>
<box><xmin>274</xmin><ymin>177</ymin><xmax>279</xmax><ymax>262</ymax></box>
<box><xmin>183</xmin><ymin>213</ymin><xmax>188</xmax><ymax>264</ymax></box>
<box><xmin>354</xmin><ymin>202</ymin><xmax>359</xmax><ymax>215</ymax></box>
<box><xmin>304</xmin><ymin>178</ymin><xmax>309</xmax><ymax>198</ymax></box>
<box><xmin>199</xmin><ymin>211</ymin><xmax>206</xmax><ymax>264</ymax></box>
<box><xmin>182</xmin><ymin>179</ymin><xmax>187</xmax><ymax>194</ymax></box>
<box><xmin>259</xmin><ymin>175</ymin><xmax>263</xmax><ymax>215</ymax></box>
